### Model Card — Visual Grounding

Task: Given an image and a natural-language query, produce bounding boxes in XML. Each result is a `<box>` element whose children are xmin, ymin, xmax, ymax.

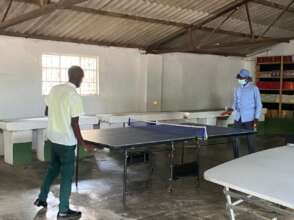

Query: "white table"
<box><xmin>183</xmin><ymin>110</ymin><xmax>234</xmax><ymax>126</ymax></box>
<box><xmin>97</xmin><ymin>110</ymin><xmax>237</xmax><ymax>128</ymax></box>
<box><xmin>204</xmin><ymin>145</ymin><xmax>294</xmax><ymax>220</ymax></box>
<box><xmin>97</xmin><ymin>112</ymin><xmax>185</xmax><ymax>128</ymax></box>
<box><xmin>0</xmin><ymin>116</ymin><xmax>98</xmax><ymax>164</ymax></box>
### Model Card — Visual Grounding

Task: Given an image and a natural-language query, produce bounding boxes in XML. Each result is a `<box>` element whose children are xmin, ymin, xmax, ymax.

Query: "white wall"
<box><xmin>253</xmin><ymin>40</ymin><xmax>294</xmax><ymax>57</ymax></box>
<box><xmin>0</xmin><ymin>35</ymin><xmax>249</xmax><ymax>119</ymax></box>
<box><xmin>145</xmin><ymin>54</ymin><xmax>163</xmax><ymax>112</ymax></box>
<box><xmin>0</xmin><ymin>36</ymin><xmax>147</xmax><ymax>119</ymax></box>
<box><xmin>161</xmin><ymin>53</ymin><xmax>245</xmax><ymax>111</ymax></box>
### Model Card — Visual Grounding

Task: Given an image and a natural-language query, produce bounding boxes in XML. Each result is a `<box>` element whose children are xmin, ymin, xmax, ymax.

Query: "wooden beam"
<box><xmin>0</xmin><ymin>0</ymin><xmax>86</xmax><ymax>30</ymax></box>
<box><xmin>259</xmin><ymin>0</ymin><xmax>294</xmax><ymax>38</ymax></box>
<box><xmin>1</xmin><ymin>0</ymin><xmax>13</xmax><ymax>23</ymax></box>
<box><xmin>0</xmin><ymin>30</ymin><xmax>144</xmax><ymax>49</ymax></box>
<box><xmin>253</xmin><ymin>0</ymin><xmax>294</xmax><ymax>14</ymax></box>
<box><xmin>148</xmin><ymin>47</ymin><xmax>246</xmax><ymax>57</ymax></box>
<box><xmin>245</xmin><ymin>3</ymin><xmax>254</xmax><ymax>39</ymax></box>
<box><xmin>146</xmin><ymin>0</ymin><xmax>251</xmax><ymax>51</ymax></box>
<box><xmin>202</xmin><ymin>36</ymin><xmax>293</xmax><ymax>50</ymax></box>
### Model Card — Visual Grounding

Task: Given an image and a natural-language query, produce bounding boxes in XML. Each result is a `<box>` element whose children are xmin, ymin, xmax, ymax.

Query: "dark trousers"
<box><xmin>233</xmin><ymin>120</ymin><xmax>256</xmax><ymax>158</ymax></box>
<box><xmin>38</xmin><ymin>141</ymin><xmax>76</xmax><ymax>212</ymax></box>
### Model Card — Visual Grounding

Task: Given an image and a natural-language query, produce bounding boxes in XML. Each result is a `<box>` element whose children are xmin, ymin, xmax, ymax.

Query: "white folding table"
<box><xmin>204</xmin><ymin>145</ymin><xmax>294</xmax><ymax>220</ymax></box>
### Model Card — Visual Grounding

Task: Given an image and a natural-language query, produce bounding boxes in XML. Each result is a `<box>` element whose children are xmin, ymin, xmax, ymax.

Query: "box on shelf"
<box><xmin>257</xmin><ymin>56</ymin><xmax>293</xmax><ymax>64</ymax></box>
<box><xmin>261</xmin><ymin>94</ymin><xmax>279</xmax><ymax>103</ymax></box>
<box><xmin>257</xmin><ymin>81</ymin><xmax>280</xmax><ymax>90</ymax></box>
<box><xmin>257</xmin><ymin>81</ymin><xmax>294</xmax><ymax>90</ymax></box>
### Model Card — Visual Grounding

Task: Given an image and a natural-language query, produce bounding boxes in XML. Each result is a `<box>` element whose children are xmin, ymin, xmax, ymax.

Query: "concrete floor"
<box><xmin>0</xmin><ymin>135</ymin><xmax>291</xmax><ymax>220</ymax></box>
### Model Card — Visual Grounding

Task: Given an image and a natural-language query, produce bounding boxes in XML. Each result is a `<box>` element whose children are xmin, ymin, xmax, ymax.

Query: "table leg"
<box><xmin>123</xmin><ymin>149</ymin><xmax>128</xmax><ymax>207</ymax></box>
<box><xmin>224</xmin><ymin>187</ymin><xmax>236</xmax><ymax>220</ymax></box>
<box><xmin>232</xmin><ymin>137</ymin><xmax>240</xmax><ymax>158</ymax></box>
<box><xmin>34</xmin><ymin>129</ymin><xmax>46</xmax><ymax>161</ymax></box>
<box><xmin>168</xmin><ymin>142</ymin><xmax>175</xmax><ymax>192</ymax></box>
<box><xmin>3</xmin><ymin>131</ymin><xmax>13</xmax><ymax>165</ymax></box>
<box><xmin>181</xmin><ymin>142</ymin><xmax>185</xmax><ymax>165</ymax></box>
<box><xmin>196</xmin><ymin>140</ymin><xmax>201</xmax><ymax>187</ymax></box>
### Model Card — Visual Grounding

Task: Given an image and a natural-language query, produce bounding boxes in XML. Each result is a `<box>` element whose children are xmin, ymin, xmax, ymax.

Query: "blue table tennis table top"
<box><xmin>82</xmin><ymin>121</ymin><xmax>255</xmax><ymax>150</ymax></box>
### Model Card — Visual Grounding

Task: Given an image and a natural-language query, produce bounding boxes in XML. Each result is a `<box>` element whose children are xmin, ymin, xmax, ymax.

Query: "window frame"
<box><xmin>41</xmin><ymin>53</ymin><xmax>100</xmax><ymax>96</ymax></box>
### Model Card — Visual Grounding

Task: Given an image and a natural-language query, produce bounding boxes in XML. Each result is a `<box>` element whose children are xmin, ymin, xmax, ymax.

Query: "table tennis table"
<box><xmin>81</xmin><ymin>121</ymin><xmax>255</xmax><ymax>207</ymax></box>
<box><xmin>204</xmin><ymin>145</ymin><xmax>294</xmax><ymax>220</ymax></box>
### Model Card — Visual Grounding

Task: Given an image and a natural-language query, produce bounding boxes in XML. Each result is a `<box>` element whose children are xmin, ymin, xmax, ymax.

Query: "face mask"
<box><xmin>238</xmin><ymin>79</ymin><xmax>247</xmax><ymax>86</ymax></box>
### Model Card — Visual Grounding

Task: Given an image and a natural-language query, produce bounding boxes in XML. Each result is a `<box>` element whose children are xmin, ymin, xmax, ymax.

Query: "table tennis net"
<box><xmin>128</xmin><ymin>120</ymin><xmax>208</xmax><ymax>140</ymax></box>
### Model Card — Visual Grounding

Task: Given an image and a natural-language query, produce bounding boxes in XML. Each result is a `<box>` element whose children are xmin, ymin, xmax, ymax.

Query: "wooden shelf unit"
<box><xmin>256</xmin><ymin>55</ymin><xmax>294</xmax><ymax>118</ymax></box>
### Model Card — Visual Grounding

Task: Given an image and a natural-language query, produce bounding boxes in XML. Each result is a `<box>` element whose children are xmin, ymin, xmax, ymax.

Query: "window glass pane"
<box><xmin>42</xmin><ymin>54</ymin><xmax>98</xmax><ymax>96</ymax></box>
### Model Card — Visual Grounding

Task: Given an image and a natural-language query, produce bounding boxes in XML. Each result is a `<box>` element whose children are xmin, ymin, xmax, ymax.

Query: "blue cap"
<box><xmin>237</xmin><ymin>69</ymin><xmax>251</xmax><ymax>78</ymax></box>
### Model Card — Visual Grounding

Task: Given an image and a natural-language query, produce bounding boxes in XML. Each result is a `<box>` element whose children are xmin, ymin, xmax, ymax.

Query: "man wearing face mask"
<box><xmin>232</xmin><ymin>68</ymin><xmax>262</xmax><ymax>157</ymax></box>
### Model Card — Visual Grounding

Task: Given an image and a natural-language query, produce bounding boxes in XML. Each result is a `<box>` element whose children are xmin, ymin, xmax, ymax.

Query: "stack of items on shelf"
<box><xmin>256</xmin><ymin>81</ymin><xmax>294</xmax><ymax>90</ymax></box>
<box><xmin>257</xmin><ymin>56</ymin><xmax>293</xmax><ymax>64</ymax></box>
<box><xmin>284</xmin><ymin>70</ymin><xmax>294</xmax><ymax>78</ymax></box>
<box><xmin>261</xmin><ymin>94</ymin><xmax>294</xmax><ymax>104</ymax></box>
<box><xmin>256</xmin><ymin>81</ymin><xmax>280</xmax><ymax>90</ymax></box>
<box><xmin>282</xmin><ymin>95</ymin><xmax>294</xmax><ymax>104</ymax></box>
<box><xmin>261</xmin><ymin>94</ymin><xmax>279</xmax><ymax>103</ymax></box>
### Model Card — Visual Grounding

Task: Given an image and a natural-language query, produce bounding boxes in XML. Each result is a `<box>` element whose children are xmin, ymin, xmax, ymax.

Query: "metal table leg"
<box><xmin>232</xmin><ymin>137</ymin><xmax>240</xmax><ymax>158</ymax></box>
<box><xmin>181</xmin><ymin>142</ymin><xmax>185</xmax><ymax>165</ymax></box>
<box><xmin>123</xmin><ymin>149</ymin><xmax>128</xmax><ymax>207</ymax></box>
<box><xmin>196</xmin><ymin>140</ymin><xmax>201</xmax><ymax>187</ymax></box>
<box><xmin>224</xmin><ymin>187</ymin><xmax>236</xmax><ymax>220</ymax></box>
<box><xmin>168</xmin><ymin>142</ymin><xmax>175</xmax><ymax>192</ymax></box>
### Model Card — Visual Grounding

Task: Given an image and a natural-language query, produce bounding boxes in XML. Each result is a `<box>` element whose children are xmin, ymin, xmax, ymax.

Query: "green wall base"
<box><xmin>13</xmin><ymin>142</ymin><xmax>32</xmax><ymax>165</ymax></box>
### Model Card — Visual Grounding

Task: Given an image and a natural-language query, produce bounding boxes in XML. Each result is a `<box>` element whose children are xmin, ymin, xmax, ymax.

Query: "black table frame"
<box><xmin>76</xmin><ymin>125</ymin><xmax>255</xmax><ymax>207</ymax></box>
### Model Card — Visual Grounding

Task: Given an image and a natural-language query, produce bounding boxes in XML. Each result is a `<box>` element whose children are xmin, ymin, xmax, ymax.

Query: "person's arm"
<box><xmin>71</xmin><ymin>117</ymin><xmax>83</xmax><ymax>146</ymax></box>
<box><xmin>254</xmin><ymin>87</ymin><xmax>263</xmax><ymax>125</ymax></box>
<box><xmin>71</xmin><ymin>117</ymin><xmax>94</xmax><ymax>152</ymax></box>
<box><xmin>69</xmin><ymin>93</ymin><xmax>94</xmax><ymax>152</ymax></box>
<box><xmin>232</xmin><ymin>88</ymin><xmax>237</xmax><ymax>112</ymax></box>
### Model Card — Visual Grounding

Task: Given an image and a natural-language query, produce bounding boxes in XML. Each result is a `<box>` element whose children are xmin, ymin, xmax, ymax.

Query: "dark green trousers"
<box><xmin>38</xmin><ymin>141</ymin><xmax>76</xmax><ymax>212</ymax></box>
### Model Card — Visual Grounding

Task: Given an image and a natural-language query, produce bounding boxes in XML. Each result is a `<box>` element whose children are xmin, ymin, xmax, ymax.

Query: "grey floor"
<box><xmin>0</xmin><ymin>136</ymin><xmax>292</xmax><ymax>220</ymax></box>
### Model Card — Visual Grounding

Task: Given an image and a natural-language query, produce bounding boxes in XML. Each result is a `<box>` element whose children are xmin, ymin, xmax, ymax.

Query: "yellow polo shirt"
<box><xmin>45</xmin><ymin>82</ymin><xmax>84</xmax><ymax>146</ymax></box>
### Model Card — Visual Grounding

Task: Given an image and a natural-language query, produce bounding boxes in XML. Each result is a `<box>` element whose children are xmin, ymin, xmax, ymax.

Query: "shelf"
<box><xmin>260</xmin><ymin>89</ymin><xmax>294</xmax><ymax>91</ymax></box>
<box><xmin>257</xmin><ymin>62</ymin><xmax>294</xmax><ymax>65</ymax></box>
<box><xmin>260</xmin><ymin>89</ymin><xmax>280</xmax><ymax>91</ymax></box>
<box><xmin>262</xmin><ymin>101</ymin><xmax>294</xmax><ymax>105</ymax></box>
<box><xmin>257</xmin><ymin>62</ymin><xmax>283</xmax><ymax>65</ymax></box>
<box><xmin>256</xmin><ymin>76</ymin><xmax>294</xmax><ymax>79</ymax></box>
<box><xmin>262</xmin><ymin>101</ymin><xmax>279</xmax><ymax>104</ymax></box>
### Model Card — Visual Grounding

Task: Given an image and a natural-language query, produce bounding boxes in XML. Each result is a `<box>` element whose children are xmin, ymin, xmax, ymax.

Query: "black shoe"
<box><xmin>57</xmin><ymin>209</ymin><xmax>82</xmax><ymax>219</ymax></box>
<box><xmin>34</xmin><ymin>199</ymin><xmax>48</xmax><ymax>208</ymax></box>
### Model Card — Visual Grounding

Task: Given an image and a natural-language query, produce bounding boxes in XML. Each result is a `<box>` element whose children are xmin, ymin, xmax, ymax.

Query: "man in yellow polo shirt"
<box><xmin>34</xmin><ymin>66</ymin><xmax>92</xmax><ymax>219</ymax></box>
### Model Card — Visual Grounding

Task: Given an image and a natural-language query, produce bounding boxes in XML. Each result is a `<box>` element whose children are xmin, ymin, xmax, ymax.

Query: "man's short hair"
<box><xmin>68</xmin><ymin>66</ymin><xmax>83</xmax><ymax>77</ymax></box>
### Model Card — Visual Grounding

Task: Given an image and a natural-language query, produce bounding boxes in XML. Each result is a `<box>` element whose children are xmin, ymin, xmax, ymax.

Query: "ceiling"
<box><xmin>1</xmin><ymin>0</ymin><xmax>294</xmax><ymax>57</ymax></box>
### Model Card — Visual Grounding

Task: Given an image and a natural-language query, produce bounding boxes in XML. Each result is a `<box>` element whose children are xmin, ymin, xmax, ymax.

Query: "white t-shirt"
<box><xmin>45</xmin><ymin>82</ymin><xmax>84</xmax><ymax>146</ymax></box>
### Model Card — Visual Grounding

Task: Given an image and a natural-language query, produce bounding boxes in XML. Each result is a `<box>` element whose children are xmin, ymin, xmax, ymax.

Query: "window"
<box><xmin>42</xmin><ymin>54</ymin><xmax>99</xmax><ymax>95</ymax></box>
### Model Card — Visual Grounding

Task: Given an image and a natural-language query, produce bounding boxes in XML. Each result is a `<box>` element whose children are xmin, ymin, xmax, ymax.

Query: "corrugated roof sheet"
<box><xmin>0</xmin><ymin>0</ymin><xmax>294</xmax><ymax>56</ymax></box>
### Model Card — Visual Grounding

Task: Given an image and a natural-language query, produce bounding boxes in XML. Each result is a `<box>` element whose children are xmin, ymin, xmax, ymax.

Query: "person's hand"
<box><xmin>254</xmin><ymin>119</ymin><xmax>258</xmax><ymax>129</ymax></box>
<box><xmin>221</xmin><ymin>111</ymin><xmax>232</xmax><ymax>116</ymax></box>
<box><xmin>80</xmin><ymin>141</ymin><xmax>96</xmax><ymax>153</ymax></box>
